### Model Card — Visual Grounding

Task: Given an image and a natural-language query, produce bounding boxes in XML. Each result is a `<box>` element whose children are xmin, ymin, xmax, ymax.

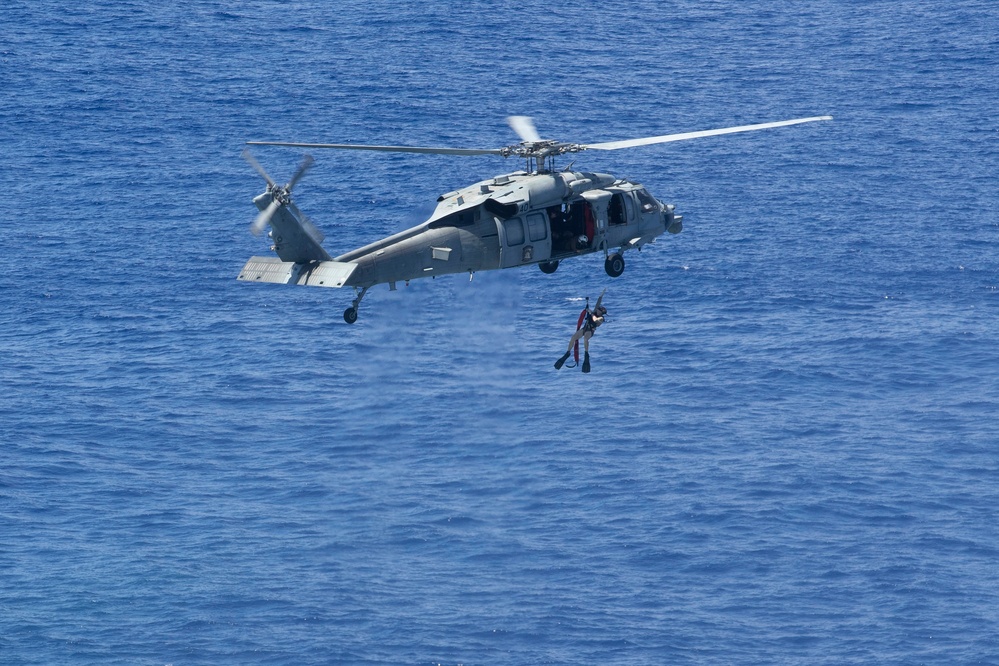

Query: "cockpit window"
<box><xmin>636</xmin><ymin>188</ymin><xmax>660</xmax><ymax>213</ymax></box>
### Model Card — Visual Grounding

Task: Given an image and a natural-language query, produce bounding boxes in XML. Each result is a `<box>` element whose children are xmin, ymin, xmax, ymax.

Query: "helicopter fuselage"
<box><xmin>338</xmin><ymin>169</ymin><xmax>679</xmax><ymax>284</ymax></box>
<box><xmin>238</xmin><ymin>168</ymin><xmax>681</xmax><ymax>321</ymax></box>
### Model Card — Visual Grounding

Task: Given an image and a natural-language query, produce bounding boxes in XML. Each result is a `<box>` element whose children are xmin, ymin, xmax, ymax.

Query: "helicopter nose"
<box><xmin>668</xmin><ymin>213</ymin><xmax>683</xmax><ymax>234</ymax></box>
<box><xmin>664</xmin><ymin>204</ymin><xmax>683</xmax><ymax>234</ymax></box>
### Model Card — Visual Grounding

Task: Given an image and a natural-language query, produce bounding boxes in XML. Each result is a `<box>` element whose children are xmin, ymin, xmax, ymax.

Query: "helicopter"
<box><xmin>238</xmin><ymin>115</ymin><xmax>831</xmax><ymax>323</ymax></box>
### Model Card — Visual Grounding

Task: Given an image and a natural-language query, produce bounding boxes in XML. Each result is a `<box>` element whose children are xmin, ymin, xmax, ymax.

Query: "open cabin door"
<box><xmin>581</xmin><ymin>190</ymin><xmax>611</xmax><ymax>253</ymax></box>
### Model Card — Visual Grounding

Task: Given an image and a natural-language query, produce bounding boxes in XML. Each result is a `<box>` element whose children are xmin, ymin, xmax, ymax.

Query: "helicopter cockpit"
<box><xmin>635</xmin><ymin>187</ymin><xmax>661</xmax><ymax>214</ymax></box>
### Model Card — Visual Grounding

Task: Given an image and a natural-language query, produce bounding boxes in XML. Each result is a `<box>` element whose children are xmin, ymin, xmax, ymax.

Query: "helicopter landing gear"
<box><xmin>343</xmin><ymin>286</ymin><xmax>368</xmax><ymax>324</ymax></box>
<box><xmin>539</xmin><ymin>260</ymin><xmax>559</xmax><ymax>274</ymax></box>
<box><xmin>604</xmin><ymin>253</ymin><xmax>625</xmax><ymax>278</ymax></box>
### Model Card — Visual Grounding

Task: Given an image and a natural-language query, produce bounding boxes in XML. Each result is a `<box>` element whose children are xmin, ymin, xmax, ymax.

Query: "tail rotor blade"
<box><xmin>285</xmin><ymin>154</ymin><xmax>314</xmax><ymax>191</ymax></box>
<box><xmin>301</xmin><ymin>214</ymin><xmax>325</xmax><ymax>245</ymax></box>
<box><xmin>241</xmin><ymin>149</ymin><xmax>277</xmax><ymax>188</ymax></box>
<box><xmin>250</xmin><ymin>197</ymin><xmax>281</xmax><ymax>236</ymax></box>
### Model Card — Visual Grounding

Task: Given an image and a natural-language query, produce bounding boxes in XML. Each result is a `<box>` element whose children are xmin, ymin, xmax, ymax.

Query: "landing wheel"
<box><xmin>605</xmin><ymin>253</ymin><xmax>625</xmax><ymax>278</ymax></box>
<box><xmin>539</xmin><ymin>260</ymin><xmax>560</xmax><ymax>274</ymax></box>
<box><xmin>344</xmin><ymin>286</ymin><xmax>368</xmax><ymax>324</ymax></box>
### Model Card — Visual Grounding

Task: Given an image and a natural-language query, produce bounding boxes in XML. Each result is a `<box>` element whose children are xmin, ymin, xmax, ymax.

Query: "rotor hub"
<box><xmin>500</xmin><ymin>140</ymin><xmax>584</xmax><ymax>159</ymax></box>
<box><xmin>267</xmin><ymin>184</ymin><xmax>292</xmax><ymax>205</ymax></box>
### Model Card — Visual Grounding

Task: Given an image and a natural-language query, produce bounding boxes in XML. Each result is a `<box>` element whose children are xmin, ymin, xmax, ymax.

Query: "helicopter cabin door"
<box><xmin>497</xmin><ymin>211</ymin><xmax>551</xmax><ymax>269</ymax></box>
<box><xmin>581</xmin><ymin>190</ymin><xmax>611</xmax><ymax>253</ymax></box>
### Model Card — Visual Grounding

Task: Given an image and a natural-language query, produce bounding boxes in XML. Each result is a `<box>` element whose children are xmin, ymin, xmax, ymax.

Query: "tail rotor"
<box><xmin>242</xmin><ymin>150</ymin><xmax>314</xmax><ymax>236</ymax></box>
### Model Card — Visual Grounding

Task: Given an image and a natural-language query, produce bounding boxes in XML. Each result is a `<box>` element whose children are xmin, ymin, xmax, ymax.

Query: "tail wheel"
<box><xmin>539</xmin><ymin>260</ymin><xmax>559</xmax><ymax>274</ymax></box>
<box><xmin>343</xmin><ymin>307</ymin><xmax>358</xmax><ymax>324</ymax></box>
<box><xmin>605</xmin><ymin>253</ymin><xmax>625</xmax><ymax>278</ymax></box>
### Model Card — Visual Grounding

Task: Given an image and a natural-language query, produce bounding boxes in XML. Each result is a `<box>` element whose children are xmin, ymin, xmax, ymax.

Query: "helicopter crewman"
<box><xmin>554</xmin><ymin>289</ymin><xmax>607</xmax><ymax>374</ymax></box>
<box><xmin>549</xmin><ymin>206</ymin><xmax>575</xmax><ymax>253</ymax></box>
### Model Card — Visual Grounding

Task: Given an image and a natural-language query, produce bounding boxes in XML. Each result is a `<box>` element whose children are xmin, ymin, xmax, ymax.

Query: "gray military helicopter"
<box><xmin>239</xmin><ymin>115</ymin><xmax>831</xmax><ymax>323</ymax></box>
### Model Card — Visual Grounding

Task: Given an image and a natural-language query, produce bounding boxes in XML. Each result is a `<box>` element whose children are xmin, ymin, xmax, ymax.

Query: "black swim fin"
<box><xmin>582</xmin><ymin>352</ymin><xmax>591</xmax><ymax>373</ymax></box>
<box><xmin>554</xmin><ymin>351</ymin><xmax>571</xmax><ymax>370</ymax></box>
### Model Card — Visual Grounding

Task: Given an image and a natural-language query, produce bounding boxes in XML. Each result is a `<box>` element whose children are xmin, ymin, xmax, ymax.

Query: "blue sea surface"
<box><xmin>2</xmin><ymin>1</ymin><xmax>998</xmax><ymax>663</ymax></box>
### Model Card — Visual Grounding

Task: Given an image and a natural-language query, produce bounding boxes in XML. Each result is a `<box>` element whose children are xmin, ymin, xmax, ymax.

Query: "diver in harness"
<box><xmin>554</xmin><ymin>288</ymin><xmax>607</xmax><ymax>374</ymax></box>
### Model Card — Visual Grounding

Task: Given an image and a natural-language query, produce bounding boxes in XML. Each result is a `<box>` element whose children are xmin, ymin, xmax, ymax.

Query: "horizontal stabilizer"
<box><xmin>238</xmin><ymin>256</ymin><xmax>358</xmax><ymax>288</ymax></box>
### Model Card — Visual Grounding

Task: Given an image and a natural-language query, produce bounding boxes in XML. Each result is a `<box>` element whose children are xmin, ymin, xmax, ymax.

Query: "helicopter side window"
<box><xmin>503</xmin><ymin>217</ymin><xmax>525</xmax><ymax>246</ymax></box>
<box><xmin>622</xmin><ymin>193</ymin><xmax>635</xmax><ymax>222</ymax></box>
<box><xmin>526</xmin><ymin>212</ymin><xmax>547</xmax><ymax>242</ymax></box>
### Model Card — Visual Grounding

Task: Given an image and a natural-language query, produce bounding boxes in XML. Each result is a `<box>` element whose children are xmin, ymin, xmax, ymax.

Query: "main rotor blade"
<box><xmin>241</xmin><ymin>149</ymin><xmax>277</xmax><ymax>188</ymax></box>
<box><xmin>582</xmin><ymin>116</ymin><xmax>833</xmax><ymax>151</ymax></box>
<box><xmin>246</xmin><ymin>141</ymin><xmax>503</xmax><ymax>156</ymax></box>
<box><xmin>250</xmin><ymin>198</ymin><xmax>281</xmax><ymax>236</ymax></box>
<box><xmin>285</xmin><ymin>154</ymin><xmax>314</xmax><ymax>191</ymax></box>
<box><xmin>507</xmin><ymin>115</ymin><xmax>542</xmax><ymax>143</ymax></box>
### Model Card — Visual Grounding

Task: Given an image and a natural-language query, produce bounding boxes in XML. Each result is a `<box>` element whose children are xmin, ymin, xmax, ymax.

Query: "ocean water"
<box><xmin>2</xmin><ymin>0</ymin><xmax>998</xmax><ymax>663</ymax></box>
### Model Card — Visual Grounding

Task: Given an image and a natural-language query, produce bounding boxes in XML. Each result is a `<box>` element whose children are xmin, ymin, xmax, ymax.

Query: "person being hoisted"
<box><xmin>554</xmin><ymin>288</ymin><xmax>607</xmax><ymax>374</ymax></box>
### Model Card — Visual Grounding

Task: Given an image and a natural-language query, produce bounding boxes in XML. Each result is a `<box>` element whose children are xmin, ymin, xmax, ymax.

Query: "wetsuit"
<box><xmin>582</xmin><ymin>311</ymin><xmax>602</xmax><ymax>334</ymax></box>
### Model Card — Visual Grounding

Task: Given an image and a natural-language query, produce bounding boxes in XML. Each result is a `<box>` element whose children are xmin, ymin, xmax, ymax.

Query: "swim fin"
<box><xmin>554</xmin><ymin>351</ymin><xmax>571</xmax><ymax>370</ymax></box>
<box><xmin>582</xmin><ymin>352</ymin><xmax>591</xmax><ymax>373</ymax></box>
